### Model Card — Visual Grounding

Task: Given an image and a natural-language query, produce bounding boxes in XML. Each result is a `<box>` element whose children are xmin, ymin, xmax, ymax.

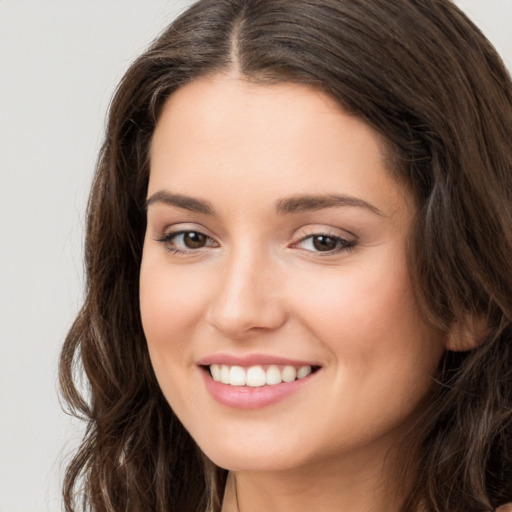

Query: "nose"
<box><xmin>205</xmin><ymin>247</ymin><xmax>287</xmax><ymax>340</ymax></box>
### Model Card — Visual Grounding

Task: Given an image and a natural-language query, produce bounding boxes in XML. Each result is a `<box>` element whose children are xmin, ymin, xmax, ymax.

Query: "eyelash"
<box><xmin>293</xmin><ymin>233</ymin><xmax>356</xmax><ymax>255</ymax></box>
<box><xmin>154</xmin><ymin>231</ymin><xmax>218</xmax><ymax>255</ymax></box>
<box><xmin>155</xmin><ymin>230</ymin><xmax>356</xmax><ymax>256</ymax></box>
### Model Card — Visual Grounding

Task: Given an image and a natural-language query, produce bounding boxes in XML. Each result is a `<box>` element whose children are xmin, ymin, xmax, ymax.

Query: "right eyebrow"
<box><xmin>145</xmin><ymin>191</ymin><xmax>215</xmax><ymax>216</ymax></box>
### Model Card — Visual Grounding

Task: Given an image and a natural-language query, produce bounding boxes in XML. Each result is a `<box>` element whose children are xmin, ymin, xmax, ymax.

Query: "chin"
<box><xmin>208</xmin><ymin>451</ymin><xmax>298</xmax><ymax>473</ymax></box>
<box><xmin>197</xmin><ymin>435</ymin><xmax>306</xmax><ymax>473</ymax></box>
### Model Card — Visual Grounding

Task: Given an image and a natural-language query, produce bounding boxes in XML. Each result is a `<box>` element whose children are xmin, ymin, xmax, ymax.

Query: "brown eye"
<box><xmin>156</xmin><ymin>230</ymin><xmax>218</xmax><ymax>253</ymax></box>
<box><xmin>183</xmin><ymin>232</ymin><xmax>207</xmax><ymax>249</ymax></box>
<box><xmin>312</xmin><ymin>235</ymin><xmax>339</xmax><ymax>252</ymax></box>
<box><xmin>294</xmin><ymin>233</ymin><xmax>356</xmax><ymax>254</ymax></box>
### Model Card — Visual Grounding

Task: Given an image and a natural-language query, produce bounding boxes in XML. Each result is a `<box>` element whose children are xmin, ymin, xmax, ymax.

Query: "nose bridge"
<box><xmin>206</xmin><ymin>241</ymin><xmax>285</xmax><ymax>338</ymax></box>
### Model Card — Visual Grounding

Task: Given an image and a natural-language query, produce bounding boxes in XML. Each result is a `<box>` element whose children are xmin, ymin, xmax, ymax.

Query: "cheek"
<box><xmin>291</xmin><ymin>260</ymin><xmax>413</xmax><ymax>336</ymax></box>
<box><xmin>139</xmin><ymin>257</ymin><xmax>209</xmax><ymax>412</ymax></box>
<box><xmin>139</xmin><ymin>257</ymin><xmax>205</xmax><ymax>393</ymax></box>
<box><xmin>140</xmin><ymin>253</ymin><xmax>209</xmax><ymax>345</ymax></box>
<box><xmin>288</xmin><ymin>250</ymin><xmax>444</xmax><ymax>375</ymax></box>
<box><xmin>294</xmin><ymin>259</ymin><xmax>444</xmax><ymax>440</ymax></box>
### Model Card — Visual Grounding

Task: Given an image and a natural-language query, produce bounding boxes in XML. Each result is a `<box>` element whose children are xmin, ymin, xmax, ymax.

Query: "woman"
<box><xmin>60</xmin><ymin>1</ymin><xmax>512</xmax><ymax>511</ymax></box>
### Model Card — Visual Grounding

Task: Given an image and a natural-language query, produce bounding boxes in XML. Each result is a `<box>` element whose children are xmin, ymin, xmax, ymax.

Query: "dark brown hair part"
<box><xmin>60</xmin><ymin>1</ymin><xmax>512</xmax><ymax>511</ymax></box>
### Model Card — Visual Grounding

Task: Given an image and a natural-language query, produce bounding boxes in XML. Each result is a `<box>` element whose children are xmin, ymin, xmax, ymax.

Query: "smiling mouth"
<box><xmin>203</xmin><ymin>364</ymin><xmax>320</xmax><ymax>387</ymax></box>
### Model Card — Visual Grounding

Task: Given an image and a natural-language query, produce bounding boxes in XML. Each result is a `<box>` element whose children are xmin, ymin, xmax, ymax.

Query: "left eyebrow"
<box><xmin>275</xmin><ymin>194</ymin><xmax>387</xmax><ymax>217</ymax></box>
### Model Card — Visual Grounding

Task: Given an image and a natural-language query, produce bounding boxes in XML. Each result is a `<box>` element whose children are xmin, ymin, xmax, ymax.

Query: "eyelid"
<box><xmin>154</xmin><ymin>225</ymin><xmax>220</xmax><ymax>254</ymax></box>
<box><xmin>154</xmin><ymin>221</ymin><xmax>216</xmax><ymax>240</ymax></box>
<box><xmin>290</xmin><ymin>226</ymin><xmax>357</xmax><ymax>255</ymax></box>
<box><xmin>158</xmin><ymin>230</ymin><xmax>218</xmax><ymax>245</ymax></box>
<box><xmin>298</xmin><ymin>221</ymin><xmax>355</xmax><ymax>235</ymax></box>
<box><xmin>152</xmin><ymin>223</ymin><xmax>356</xmax><ymax>255</ymax></box>
<box><xmin>292</xmin><ymin>224</ymin><xmax>356</xmax><ymax>242</ymax></box>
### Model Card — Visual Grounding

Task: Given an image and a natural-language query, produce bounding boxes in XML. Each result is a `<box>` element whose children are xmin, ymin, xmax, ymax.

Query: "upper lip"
<box><xmin>197</xmin><ymin>353</ymin><xmax>320</xmax><ymax>367</ymax></box>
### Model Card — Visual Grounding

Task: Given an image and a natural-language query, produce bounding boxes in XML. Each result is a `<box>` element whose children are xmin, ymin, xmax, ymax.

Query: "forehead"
<box><xmin>151</xmin><ymin>75</ymin><xmax>380</xmax><ymax>157</ymax></box>
<box><xmin>149</xmin><ymin>75</ymin><xmax>411</xmax><ymax>219</ymax></box>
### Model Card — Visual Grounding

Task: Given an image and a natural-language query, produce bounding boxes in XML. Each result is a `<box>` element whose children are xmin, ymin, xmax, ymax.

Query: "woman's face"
<box><xmin>140</xmin><ymin>75</ymin><xmax>446</xmax><ymax>474</ymax></box>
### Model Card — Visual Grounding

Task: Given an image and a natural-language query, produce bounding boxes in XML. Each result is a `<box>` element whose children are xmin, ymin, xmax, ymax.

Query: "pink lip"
<box><xmin>198</xmin><ymin>355</ymin><xmax>319</xmax><ymax>410</ymax></box>
<box><xmin>197</xmin><ymin>353</ymin><xmax>318</xmax><ymax>367</ymax></box>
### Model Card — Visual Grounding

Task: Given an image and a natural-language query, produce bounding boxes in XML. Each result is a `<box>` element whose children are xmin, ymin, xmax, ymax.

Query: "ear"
<box><xmin>445</xmin><ymin>315</ymin><xmax>489</xmax><ymax>352</ymax></box>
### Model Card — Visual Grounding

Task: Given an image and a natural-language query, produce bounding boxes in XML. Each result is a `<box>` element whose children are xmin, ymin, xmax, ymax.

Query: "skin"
<box><xmin>140</xmin><ymin>74</ymin><xmax>447</xmax><ymax>512</ymax></box>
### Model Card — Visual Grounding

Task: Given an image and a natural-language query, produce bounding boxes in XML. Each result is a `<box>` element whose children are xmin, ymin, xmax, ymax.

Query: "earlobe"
<box><xmin>445</xmin><ymin>315</ymin><xmax>489</xmax><ymax>352</ymax></box>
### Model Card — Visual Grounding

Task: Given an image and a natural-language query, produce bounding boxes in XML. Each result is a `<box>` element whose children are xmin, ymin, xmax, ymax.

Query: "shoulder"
<box><xmin>496</xmin><ymin>505</ymin><xmax>512</xmax><ymax>512</ymax></box>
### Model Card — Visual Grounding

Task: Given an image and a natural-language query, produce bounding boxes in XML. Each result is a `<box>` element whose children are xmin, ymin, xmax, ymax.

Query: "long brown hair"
<box><xmin>60</xmin><ymin>1</ymin><xmax>512</xmax><ymax>510</ymax></box>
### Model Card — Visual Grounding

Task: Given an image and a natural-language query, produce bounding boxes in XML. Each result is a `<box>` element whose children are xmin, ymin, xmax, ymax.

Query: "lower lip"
<box><xmin>200</xmin><ymin>368</ymin><xmax>316</xmax><ymax>409</ymax></box>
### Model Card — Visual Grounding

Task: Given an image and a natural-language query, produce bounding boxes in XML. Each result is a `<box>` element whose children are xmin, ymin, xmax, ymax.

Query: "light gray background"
<box><xmin>1</xmin><ymin>1</ymin><xmax>511</xmax><ymax>511</ymax></box>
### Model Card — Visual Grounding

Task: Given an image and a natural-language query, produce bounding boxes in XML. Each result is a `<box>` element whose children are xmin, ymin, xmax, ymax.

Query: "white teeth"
<box><xmin>266</xmin><ymin>365</ymin><xmax>282</xmax><ymax>385</ymax></box>
<box><xmin>281</xmin><ymin>365</ymin><xmax>297</xmax><ymax>383</ymax></box>
<box><xmin>210</xmin><ymin>364</ymin><xmax>221</xmax><ymax>381</ymax></box>
<box><xmin>209</xmin><ymin>364</ymin><xmax>313</xmax><ymax>386</ymax></box>
<box><xmin>229</xmin><ymin>365</ymin><xmax>246</xmax><ymax>386</ymax></box>
<box><xmin>246</xmin><ymin>366</ymin><xmax>266</xmax><ymax>387</ymax></box>
<box><xmin>297</xmin><ymin>365</ymin><xmax>312</xmax><ymax>379</ymax></box>
<box><xmin>220</xmin><ymin>365</ymin><xmax>230</xmax><ymax>384</ymax></box>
